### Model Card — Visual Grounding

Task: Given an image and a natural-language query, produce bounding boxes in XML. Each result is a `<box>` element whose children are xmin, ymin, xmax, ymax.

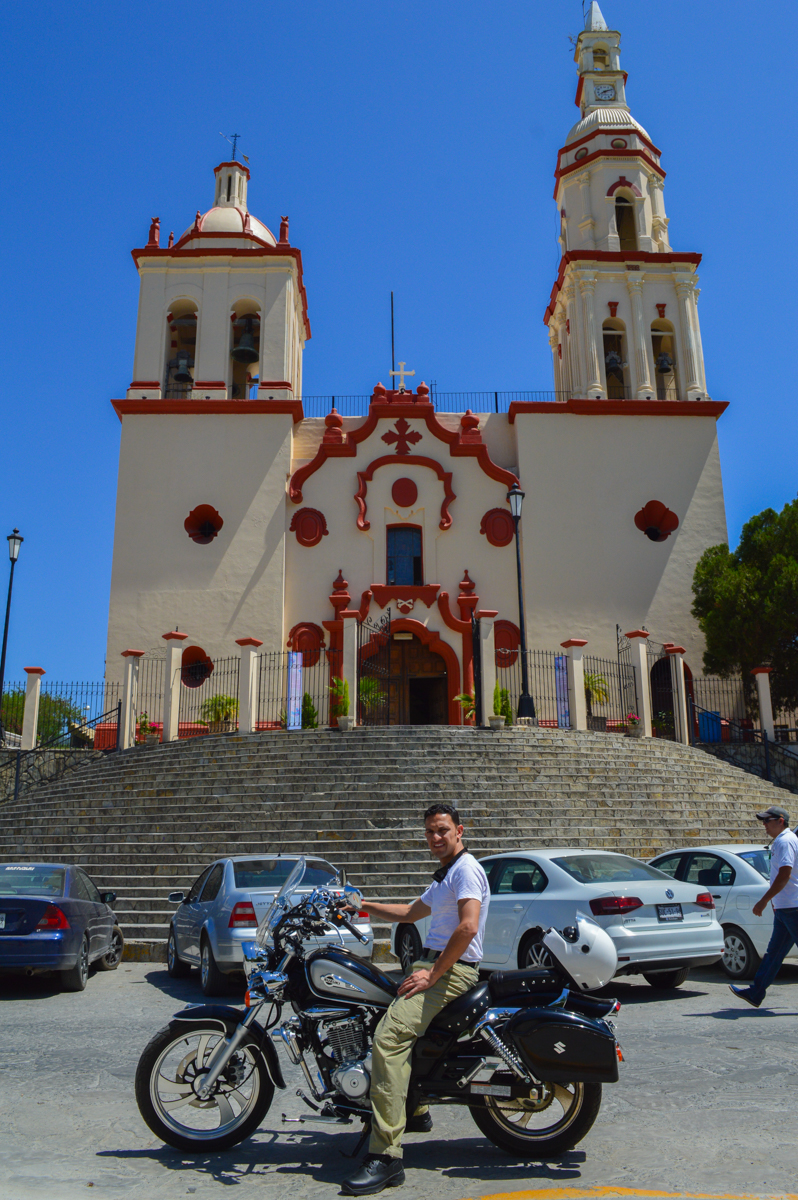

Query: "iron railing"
<box><xmin>689</xmin><ymin>698</ymin><xmax>798</xmax><ymax>796</ymax></box>
<box><xmin>2</xmin><ymin>701</ymin><xmax>122</xmax><ymax>804</ymax></box>
<box><xmin>691</xmin><ymin>675</ymin><xmax>749</xmax><ymax>724</ymax></box>
<box><xmin>646</xmin><ymin>639</ymin><xmax>678</xmax><ymax>741</ymax></box>
<box><xmin>583</xmin><ymin>654</ymin><xmax>638</xmax><ymax>732</ymax></box>
<box><xmin>0</xmin><ymin>682</ymin><xmax>25</xmax><ymax>746</ymax></box>
<box><xmin>176</xmin><ymin>655</ymin><xmax>241</xmax><ymax>738</ymax></box>
<box><xmin>256</xmin><ymin>650</ymin><xmax>343</xmax><ymax>730</ymax></box>
<box><xmin>495</xmin><ymin>649</ymin><xmax>569</xmax><ymax>727</ymax></box>
<box><xmin>299</xmin><ymin>391</ymin><xmax>570</xmax><ymax>418</ymax></box>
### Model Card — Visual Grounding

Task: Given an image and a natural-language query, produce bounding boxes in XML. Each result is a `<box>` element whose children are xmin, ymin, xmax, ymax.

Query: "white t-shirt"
<box><xmin>769</xmin><ymin>828</ymin><xmax>798</xmax><ymax>909</ymax></box>
<box><xmin>419</xmin><ymin>851</ymin><xmax>489</xmax><ymax>963</ymax></box>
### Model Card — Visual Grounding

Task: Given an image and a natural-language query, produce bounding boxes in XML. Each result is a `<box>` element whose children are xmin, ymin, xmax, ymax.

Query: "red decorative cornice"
<box><xmin>162</xmin><ymin>630</ymin><xmax>189</xmax><ymax>642</ymax></box>
<box><xmin>554</xmin><ymin>147</ymin><xmax>665</xmax><ymax>197</ymax></box>
<box><xmin>370</xmin><ymin>584</ymin><xmax>440</xmax><ymax>610</ymax></box>
<box><xmin>329</xmin><ymin>570</ymin><xmax>351</xmax><ymax>616</ymax></box>
<box><xmin>544</xmin><ymin>250</ymin><xmax>702</xmax><ymax>324</ymax></box>
<box><xmin>289</xmin><ymin>388</ymin><xmax>516</xmax><ymax>504</ymax></box>
<box><xmin>355</xmin><ymin>456</ymin><xmax>456</xmax><ymax>532</ymax></box>
<box><xmin>665</xmin><ymin>645</ymin><xmax>686</xmax><ymax>656</ymax></box>
<box><xmin>340</xmin><ymin>591</ymin><xmax>372</xmax><ymax>622</ymax></box>
<box><xmin>508</xmin><ymin>398</ymin><xmax>727</xmax><ymax>420</ymax></box>
<box><xmin>120</xmin><ymin>650</ymin><xmax>145</xmax><ymax>658</ymax></box>
<box><xmin>560</xmin><ymin>638</ymin><xmax>588</xmax><ymax>649</ymax></box>
<box><xmin>235</xmin><ymin>637</ymin><xmax>264</xmax><ymax>647</ymax></box>
<box><xmin>214</xmin><ymin>160</ymin><xmax>251</xmax><ymax>180</ymax></box>
<box><xmin>624</xmin><ymin>630</ymin><xmax>649</xmax><ymax>640</ymax></box>
<box><xmin>751</xmin><ymin>666</ymin><xmax>773</xmax><ymax>675</ymax></box>
<box><xmin>112</xmin><ymin>398</ymin><xmax>304</xmax><ymax>423</ymax></box>
<box><xmin>559</xmin><ymin>124</ymin><xmax>661</xmax><ymax>159</ymax></box>
<box><xmin>23</xmin><ymin>666</ymin><xmax>46</xmax><ymax>675</ymax></box>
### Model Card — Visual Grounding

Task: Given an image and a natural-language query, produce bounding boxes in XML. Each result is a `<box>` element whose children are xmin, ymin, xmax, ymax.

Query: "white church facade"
<box><xmin>106</xmin><ymin>4</ymin><xmax>728</xmax><ymax>730</ymax></box>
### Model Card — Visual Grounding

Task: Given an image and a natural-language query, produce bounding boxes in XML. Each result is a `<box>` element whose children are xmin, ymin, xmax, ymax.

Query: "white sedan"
<box><xmin>393</xmin><ymin>848</ymin><xmax>724</xmax><ymax>989</ymax></box>
<box><xmin>648</xmin><ymin>843</ymin><xmax>797</xmax><ymax>980</ymax></box>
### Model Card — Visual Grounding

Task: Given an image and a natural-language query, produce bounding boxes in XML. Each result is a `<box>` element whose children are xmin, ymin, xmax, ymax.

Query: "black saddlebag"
<box><xmin>504</xmin><ymin>1007</ymin><xmax>619</xmax><ymax>1084</ymax></box>
<box><xmin>488</xmin><ymin>967</ymin><xmax>563</xmax><ymax>1001</ymax></box>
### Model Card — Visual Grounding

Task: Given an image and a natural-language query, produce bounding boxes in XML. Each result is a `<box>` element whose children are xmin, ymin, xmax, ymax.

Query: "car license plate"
<box><xmin>471</xmin><ymin>1082</ymin><xmax>511</xmax><ymax>1097</ymax></box>
<box><xmin>657</xmin><ymin>903</ymin><xmax>683</xmax><ymax>922</ymax></box>
<box><xmin>0</xmin><ymin>913</ymin><xmax>5</xmax><ymax>928</ymax></box>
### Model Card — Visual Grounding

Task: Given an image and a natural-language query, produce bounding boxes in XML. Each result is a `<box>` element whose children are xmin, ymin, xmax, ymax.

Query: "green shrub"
<box><xmin>301</xmin><ymin>692</ymin><xmax>319</xmax><ymax>729</ymax></box>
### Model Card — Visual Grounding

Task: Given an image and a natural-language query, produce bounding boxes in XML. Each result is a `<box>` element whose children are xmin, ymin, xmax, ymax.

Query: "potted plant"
<box><xmin>626</xmin><ymin>711</ymin><xmax>644</xmax><ymax>738</ymax></box>
<box><xmin>301</xmin><ymin>692</ymin><xmax>318</xmax><ymax>730</ymax></box>
<box><xmin>584</xmin><ymin>671</ymin><xmax>609</xmax><ymax>731</ymax></box>
<box><xmin>330</xmin><ymin>678</ymin><xmax>354</xmax><ymax>731</ymax></box>
<box><xmin>198</xmin><ymin>694</ymin><xmax>239</xmax><ymax>734</ymax></box>
<box><xmin>137</xmin><ymin>711</ymin><xmax>160</xmax><ymax>746</ymax></box>
<box><xmin>455</xmin><ymin>691</ymin><xmax>476</xmax><ymax>723</ymax></box>
<box><xmin>489</xmin><ymin>682</ymin><xmax>507</xmax><ymax>730</ymax></box>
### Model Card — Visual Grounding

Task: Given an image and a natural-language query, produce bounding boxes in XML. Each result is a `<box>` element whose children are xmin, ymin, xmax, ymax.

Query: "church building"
<box><xmin>106</xmin><ymin>3</ymin><xmax>728</xmax><ymax>729</ymax></box>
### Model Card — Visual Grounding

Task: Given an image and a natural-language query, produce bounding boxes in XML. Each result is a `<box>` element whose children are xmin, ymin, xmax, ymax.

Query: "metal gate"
<box><xmin>357</xmin><ymin>609</ymin><xmax>391</xmax><ymax>726</ymax></box>
<box><xmin>616</xmin><ymin>626</ymin><xmax>639</xmax><ymax>722</ymax></box>
<box><xmin>646</xmin><ymin>637</ymin><xmax>677</xmax><ymax>741</ymax></box>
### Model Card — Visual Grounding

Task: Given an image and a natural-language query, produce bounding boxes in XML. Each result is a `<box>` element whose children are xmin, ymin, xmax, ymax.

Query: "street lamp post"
<box><xmin>507</xmin><ymin>486</ymin><xmax>536</xmax><ymax>721</ymax></box>
<box><xmin>0</xmin><ymin>529</ymin><xmax>24</xmax><ymax>744</ymax></box>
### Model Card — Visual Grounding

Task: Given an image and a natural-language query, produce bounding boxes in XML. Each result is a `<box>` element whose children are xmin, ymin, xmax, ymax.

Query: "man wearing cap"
<box><xmin>729</xmin><ymin>805</ymin><xmax>798</xmax><ymax>1008</ymax></box>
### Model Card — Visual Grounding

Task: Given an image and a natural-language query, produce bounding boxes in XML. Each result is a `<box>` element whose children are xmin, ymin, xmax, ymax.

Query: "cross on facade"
<box><xmin>390</xmin><ymin>362</ymin><xmax>415</xmax><ymax>392</ymax></box>
<box><xmin>382</xmin><ymin>417</ymin><xmax>422</xmax><ymax>455</ymax></box>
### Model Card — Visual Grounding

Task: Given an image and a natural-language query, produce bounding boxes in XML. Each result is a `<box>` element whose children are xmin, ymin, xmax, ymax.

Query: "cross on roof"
<box><xmin>390</xmin><ymin>362</ymin><xmax>415</xmax><ymax>392</ymax></box>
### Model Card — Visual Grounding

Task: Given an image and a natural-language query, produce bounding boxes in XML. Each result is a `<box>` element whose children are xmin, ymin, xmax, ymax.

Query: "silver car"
<box><xmin>166</xmin><ymin>854</ymin><xmax>373</xmax><ymax>995</ymax></box>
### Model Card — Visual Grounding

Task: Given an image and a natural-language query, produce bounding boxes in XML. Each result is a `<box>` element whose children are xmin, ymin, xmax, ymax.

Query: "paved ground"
<box><xmin>1</xmin><ymin>962</ymin><xmax>797</xmax><ymax>1200</ymax></box>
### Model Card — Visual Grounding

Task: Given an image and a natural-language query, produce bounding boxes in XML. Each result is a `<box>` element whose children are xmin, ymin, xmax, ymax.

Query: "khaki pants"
<box><xmin>368</xmin><ymin>959</ymin><xmax>479</xmax><ymax>1158</ymax></box>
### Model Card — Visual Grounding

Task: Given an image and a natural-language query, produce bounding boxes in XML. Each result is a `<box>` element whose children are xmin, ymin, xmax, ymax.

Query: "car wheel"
<box><xmin>643</xmin><ymin>967</ymin><xmax>690</xmax><ymax>989</ymax></box>
<box><xmin>721</xmin><ymin>926</ymin><xmax>761</xmax><ymax>980</ymax></box>
<box><xmin>167</xmin><ymin>927</ymin><xmax>191</xmax><ymax>978</ymax></box>
<box><xmin>97</xmin><ymin>925</ymin><xmax>125</xmax><ymax>971</ymax></box>
<box><xmin>200</xmin><ymin>937</ymin><xmax>227</xmax><ymax>996</ymax></box>
<box><xmin>518</xmin><ymin>930</ymin><xmax>554</xmax><ymax>970</ymax></box>
<box><xmin>61</xmin><ymin>934</ymin><xmax>90</xmax><ymax>992</ymax></box>
<box><xmin>396</xmin><ymin>924</ymin><xmax>422</xmax><ymax>975</ymax></box>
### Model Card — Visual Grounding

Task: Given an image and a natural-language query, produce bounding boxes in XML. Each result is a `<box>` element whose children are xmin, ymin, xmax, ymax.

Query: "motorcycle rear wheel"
<box><xmin>135</xmin><ymin>1019</ymin><xmax>274</xmax><ymax>1152</ymax></box>
<box><xmin>469</xmin><ymin>1074</ymin><xmax>601</xmax><ymax>1157</ymax></box>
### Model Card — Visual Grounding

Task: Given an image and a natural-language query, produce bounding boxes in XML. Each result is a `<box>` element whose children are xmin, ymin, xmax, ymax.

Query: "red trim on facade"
<box><xmin>235</xmin><ymin>637</ymin><xmax>264</xmax><ymax>647</ymax></box>
<box><xmin>258</xmin><ymin>381</ymin><xmax>293</xmax><ymax>390</ymax></box>
<box><xmin>437</xmin><ymin>592</ymin><xmax>471</xmax><ymax>636</ymax></box>
<box><xmin>112</xmin><ymin>399</ymin><xmax>304</xmax><ymax>423</ymax></box>
<box><xmin>624</xmin><ymin>630</ymin><xmax>649</xmax><ymax>640</ymax></box>
<box><xmin>121</xmin><ymin>649</ymin><xmax>145</xmax><ymax>658</ymax></box>
<box><xmin>607</xmin><ymin>175</ymin><xmax>642</xmax><ymax>197</ymax></box>
<box><xmin>480</xmin><ymin>508</ymin><xmax>515</xmax><ymax>548</ymax></box>
<box><xmin>192</xmin><ymin>380</ymin><xmax>228</xmax><ymax>389</ymax></box>
<box><xmin>751</xmin><ymin>667</ymin><xmax>773</xmax><ymax>675</ymax></box>
<box><xmin>290</xmin><ymin>508</ymin><xmax>329</xmax><ymax>547</ymax></box>
<box><xmin>214</xmin><ymin>160</ymin><xmax>251</xmax><ymax>180</ymax></box>
<box><xmin>355</xmin><ymin>456</ymin><xmax>456</xmax><ymax>532</ymax></box>
<box><xmin>129</xmin><ymin>380</ymin><xmax>162</xmax><ymax>389</ymax></box>
<box><xmin>289</xmin><ymin>391</ymin><xmax>516</xmax><ymax>504</ymax></box>
<box><xmin>544</xmin><ymin>250</ymin><xmax>702</xmax><ymax>323</ymax></box>
<box><xmin>509</xmin><ymin>398</ymin><xmax>727</xmax><ymax>420</ymax></box>
<box><xmin>554</xmin><ymin>148</ymin><xmax>665</xmax><ymax>196</ymax></box>
<box><xmin>560</xmin><ymin>125</ymin><xmax>662</xmax><ymax>159</ymax></box>
<box><xmin>476</xmin><ymin>609</ymin><xmax>498</xmax><ymax>619</ymax></box>
<box><xmin>162</xmin><ymin>631</ymin><xmax>189</xmax><ymax>642</ymax></box>
<box><xmin>391</xmin><ymin>478</ymin><xmax>419</xmax><ymax>507</ymax></box>
<box><xmin>370</xmin><ymin>584</ymin><xmax>440</xmax><ymax>609</ymax></box>
<box><xmin>131</xmin><ymin>243</ymin><xmax>311</xmax><ymax>340</ymax></box>
<box><xmin>560</xmin><ymin>638</ymin><xmax>588</xmax><ymax>649</ymax></box>
<box><xmin>286</xmin><ymin>622</ymin><xmax>325</xmax><ymax>667</ymax></box>
<box><xmin>665</xmin><ymin>645</ymin><xmax>686</xmax><ymax>656</ymax></box>
<box><xmin>23</xmin><ymin>666</ymin><xmax>46</xmax><ymax>675</ymax></box>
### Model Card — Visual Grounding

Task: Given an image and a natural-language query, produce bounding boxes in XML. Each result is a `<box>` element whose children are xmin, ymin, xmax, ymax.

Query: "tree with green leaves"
<box><xmin>691</xmin><ymin>496</ymin><xmax>798</xmax><ymax>711</ymax></box>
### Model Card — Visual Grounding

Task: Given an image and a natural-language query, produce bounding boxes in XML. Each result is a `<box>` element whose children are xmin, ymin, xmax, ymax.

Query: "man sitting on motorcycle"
<box><xmin>342</xmin><ymin>802</ymin><xmax>489</xmax><ymax>1196</ymax></box>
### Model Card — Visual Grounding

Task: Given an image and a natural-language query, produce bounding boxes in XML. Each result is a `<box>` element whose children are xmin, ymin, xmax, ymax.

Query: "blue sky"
<box><xmin>0</xmin><ymin>0</ymin><xmax>794</xmax><ymax>682</ymax></box>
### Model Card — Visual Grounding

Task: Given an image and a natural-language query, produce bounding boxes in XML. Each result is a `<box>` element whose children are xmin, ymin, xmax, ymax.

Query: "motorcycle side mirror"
<box><xmin>338</xmin><ymin>868</ymin><xmax>347</xmax><ymax>887</ymax></box>
<box><xmin>344</xmin><ymin>883</ymin><xmax>363</xmax><ymax>905</ymax></box>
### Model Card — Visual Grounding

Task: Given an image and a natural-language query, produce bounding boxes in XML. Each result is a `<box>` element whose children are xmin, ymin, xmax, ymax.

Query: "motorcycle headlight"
<box><xmin>248</xmin><ymin>968</ymin><xmax>288</xmax><ymax>999</ymax></box>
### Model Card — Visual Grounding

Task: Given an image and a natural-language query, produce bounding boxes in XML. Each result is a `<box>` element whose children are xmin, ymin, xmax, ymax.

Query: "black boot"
<box><xmin>405</xmin><ymin>1111</ymin><xmax>433</xmax><ymax>1133</ymax></box>
<box><xmin>341</xmin><ymin>1154</ymin><xmax>405</xmax><ymax>1195</ymax></box>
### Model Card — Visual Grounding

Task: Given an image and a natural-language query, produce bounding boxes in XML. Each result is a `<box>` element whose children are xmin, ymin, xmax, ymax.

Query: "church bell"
<box><xmin>172</xmin><ymin>353</ymin><xmax>193</xmax><ymax>383</ymax></box>
<box><xmin>231</xmin><ymin>316</ymin><xmax>259</xmax><ymax>365</ymax></box>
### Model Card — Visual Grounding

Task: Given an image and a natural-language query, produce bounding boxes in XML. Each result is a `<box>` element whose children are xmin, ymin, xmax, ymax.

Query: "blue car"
<box><xmin>0</xmin><ymin>862</ymin><xmax>124</xmax><ymax>991</ymax></box>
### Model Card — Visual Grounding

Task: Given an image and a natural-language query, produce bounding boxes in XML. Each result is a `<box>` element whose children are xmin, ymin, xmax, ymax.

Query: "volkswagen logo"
<box><xmin>665</xmin><ymin>888</ymin><xmax>674</xmax><ymax>899</ymax></box>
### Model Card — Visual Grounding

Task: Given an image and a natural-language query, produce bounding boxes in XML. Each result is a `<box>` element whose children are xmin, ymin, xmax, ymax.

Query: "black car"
<box><xmin>0</xmin><ymin>862</ymin><xmax>124</xmax><ymax>991</ymax></box>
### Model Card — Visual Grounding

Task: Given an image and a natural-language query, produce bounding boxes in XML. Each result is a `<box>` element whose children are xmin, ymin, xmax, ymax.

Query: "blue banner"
<box><xmin>287</xmin><ymin>652</ymin><xmax>303</xmax><ymax>730</ymax></box>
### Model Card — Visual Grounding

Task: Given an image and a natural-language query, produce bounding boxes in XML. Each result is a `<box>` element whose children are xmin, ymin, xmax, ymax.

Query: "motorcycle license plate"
<box><xmin>471</xmin><ymin>1082</ymin><xmax>511</xmax><ymax>1097</ymax></box>
<box><xmin>657</xmin><ymin>904</ymin><xmax>683</xmax><ymax>922</ymax></box>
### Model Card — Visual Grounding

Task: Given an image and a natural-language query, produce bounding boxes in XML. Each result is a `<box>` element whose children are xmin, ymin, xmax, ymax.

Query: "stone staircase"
<box><xmin>0</xmin><ymin>726</ymin><xmax>786</xmax><ymax>962</ymax></box>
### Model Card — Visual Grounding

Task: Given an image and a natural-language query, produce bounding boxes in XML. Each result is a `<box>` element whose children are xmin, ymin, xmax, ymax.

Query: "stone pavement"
<box><xmin>1</xmin><ymin>963</ymin><xmax>797</xmax><ymax>1200</ymax></box>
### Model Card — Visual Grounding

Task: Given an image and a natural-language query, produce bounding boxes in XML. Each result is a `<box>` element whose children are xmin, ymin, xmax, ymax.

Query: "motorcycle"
<box><xmin>135</xmin><ymin>857</ymin><xmax>623</xmax><ymax>1159</ymax></box>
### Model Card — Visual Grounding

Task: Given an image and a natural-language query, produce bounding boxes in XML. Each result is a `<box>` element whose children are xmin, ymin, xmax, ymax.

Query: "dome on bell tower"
<box><xmin>177</xmin><ymin>161</ymin><xmax>277</xmax><ymax>247</ymax></box>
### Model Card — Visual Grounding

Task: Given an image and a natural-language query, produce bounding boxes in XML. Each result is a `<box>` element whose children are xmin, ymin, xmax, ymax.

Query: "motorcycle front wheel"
<box><xmin>469</xmin><ymin>1073</ymin><xmax>601</xmax><ymax>1157</ymax></box>
<box><xmin>135</xmin><ymin>1019</ymin><xmax>274</xmax><ymax>1152</ymax></box>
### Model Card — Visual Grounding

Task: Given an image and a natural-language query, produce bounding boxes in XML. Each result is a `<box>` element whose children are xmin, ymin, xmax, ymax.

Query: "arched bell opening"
<box><xmin>651</xmin><ymin>319</ymin><xmax>679</xmax><ymax>400</ymax></box>
<box><xmin>230</xmin><ymin>305</ymin><xmax>261</xmax><ymax>399</ymax></box>
<box><xmin>164</xmin><ymin>301</ymin><xmax>197</xmax><ymax>398</ymax></box>
<box><xmin>592</xmin><ymin>43</ymin><xmax>610</xmax><ymax>69</ymax></box>
<box><xmin>602</xmin><ymin>318</ymin><xmax>630</xmax><ymax>399</ymax></box>
<box><xmin>614</xmin><ymin>194</ymin><xmax>637</xmax><ymax>252</ymax></box>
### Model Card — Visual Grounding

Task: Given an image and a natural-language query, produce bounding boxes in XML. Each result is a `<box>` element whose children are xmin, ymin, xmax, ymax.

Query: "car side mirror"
<box><xmin>168</xmin><ymin>891</ymin><xmax>186</xmax><ymax>903</ymax></box>
<box><xmin>100</xmin><ymin>891</ymin><xmax>117</xmax><ymax>905</ymax></box>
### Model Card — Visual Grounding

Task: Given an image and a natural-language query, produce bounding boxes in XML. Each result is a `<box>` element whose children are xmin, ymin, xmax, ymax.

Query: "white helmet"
<box><xmin>543</xmin><ymin>913</ymin><xmax>617</xmax><ymax>991</ymax></box>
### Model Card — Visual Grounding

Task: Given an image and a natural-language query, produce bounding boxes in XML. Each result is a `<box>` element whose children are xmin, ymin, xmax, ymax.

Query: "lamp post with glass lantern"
<box><xmin>0</xmin><ymin>529</ymin><xmax>23</xmax><ymax>743</ymax></box>
<box><xmin>506</xmin><ymin>486</ymin><xmax>536</xmax><ymax>721</ymax></box>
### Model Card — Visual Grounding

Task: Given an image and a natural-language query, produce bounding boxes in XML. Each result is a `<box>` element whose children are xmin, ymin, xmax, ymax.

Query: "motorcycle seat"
<box><xmin>427</xmin><ymin>981</ymin><xmax>492</xmax><ymax>1034</ymax></box>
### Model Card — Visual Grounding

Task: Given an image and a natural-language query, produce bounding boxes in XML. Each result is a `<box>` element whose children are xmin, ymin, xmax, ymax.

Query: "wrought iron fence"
<box><xmin>0</xmin><ymin>682</ymin><xmax>25</xmax><ymax>745</ymax></box>
<box><xmin>691</xmin><ymin>675</ymin><xmax>749</xmax><ymax>724</ymax></box>
<box><xmin>2</xmin><ymin>701</ymin><xmax>122</xmax><ymax>804</ymax></box>
<box><xmin>689</xmin><ymin>698</ymin><xmax>798</xmax><ymax>795</ymax></box>
<box><xmin>495</xmin><ymin>650</ymin><xmax>569</xmax><ymax>727</ymax></box>
<box><xmin>256</xmin><ymin>650</ymin><xmax>343</xmax><ymax>730</ymax></box>
<box><xmin>772</xmin><ymin>696</ymin><xmax>798</xmax><ymax>744</ymax></box>
<box><xmin>33</xmin><ymin>681</ymin><xmax>121</xmax><ymax>748</ymax></box>
<box><xmin>583</xmin><ymin>654</ymin><xmax>637</xmax><ymax>732</ymax></box>
<box><xmin>136</xmin><ymin>655</ymin><xmax>166</xmax><ymax>734</ymax></box>
<box><xmin>299</xmin><ymin>391</ymin><xmax>569</xmax><ymax>419</ymax></box>
<box><xmin>357</xmin><ymin>612</ymin><xmax>391</xmax><ymax>726</ymax></box>
<box><xmin>176</xmin><ymin>655</ymin><xmax>241</xmax><ymax>738</ymax></box>
<box><xmin>646</xmin><ymin>640</ymin><xmax>678</xmax><ymax>741</ymax></box>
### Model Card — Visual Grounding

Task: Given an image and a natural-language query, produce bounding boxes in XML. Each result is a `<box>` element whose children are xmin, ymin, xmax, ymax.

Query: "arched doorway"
<box><xmin>390</xmin><ymin>633</ymin><xmax>448</xmax><ymax>725</ymax></box>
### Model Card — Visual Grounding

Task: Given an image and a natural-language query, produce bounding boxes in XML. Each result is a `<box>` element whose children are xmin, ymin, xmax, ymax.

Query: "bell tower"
<box><xmin>545</xmin><ymin>2</ymin><xmax>708</xmax><ymax>403</ymax></box>
<box><xmin>126</xmin><ymin>162</ymin><xmax>309</xmax><ymax>402</ymax></box>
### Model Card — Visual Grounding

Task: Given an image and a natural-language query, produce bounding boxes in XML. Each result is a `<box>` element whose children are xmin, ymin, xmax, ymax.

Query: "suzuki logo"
<box><xmin>553</xmin><ymin>1041</ymin><xmax>566</xmax><ymax>1055</ymax></box>
<box><xmin>665</xmin><ymin>889</ymin><xmax>674</xmax><ymax>899</ymax></box>
<box><xmin>319</xmin><ymin>973</ymin><xmax>366</xmax><ymax>994</ymax></box>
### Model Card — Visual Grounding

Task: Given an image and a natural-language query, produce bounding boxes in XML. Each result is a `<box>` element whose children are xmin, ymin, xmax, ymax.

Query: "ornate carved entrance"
<box><xmin>389</xmin><ymin>634</ymin><xmax>448</xmax><ymax>725</ymax></box>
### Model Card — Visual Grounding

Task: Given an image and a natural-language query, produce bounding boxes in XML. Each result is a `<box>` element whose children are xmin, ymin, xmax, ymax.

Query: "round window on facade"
<box><xmin>611</xmin><ymin>138</ymin><xmax>628</xmax><ymax>148</ymax></box>
<box><xmin>181</xmin><ymin>645</ymin><xmax>214</xmax><ymax>688</ymax></box>
<box><xmin>575</xmin><ymin>147</ymin><xmax>588</xmax><ymax>160</ymax></box>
